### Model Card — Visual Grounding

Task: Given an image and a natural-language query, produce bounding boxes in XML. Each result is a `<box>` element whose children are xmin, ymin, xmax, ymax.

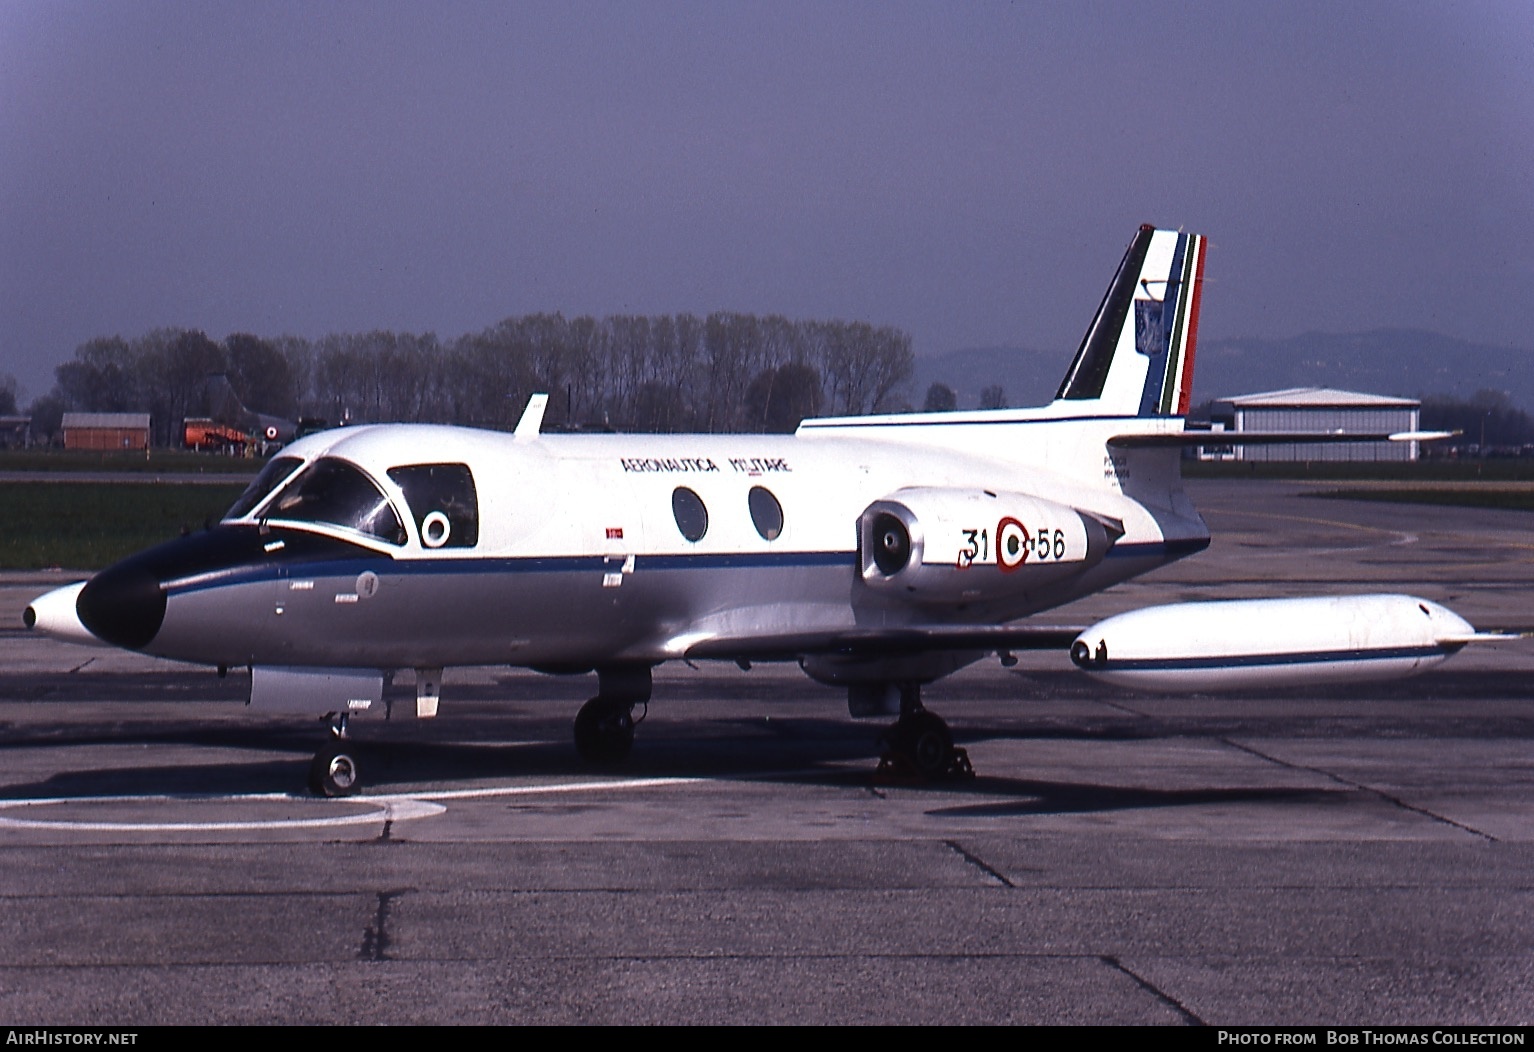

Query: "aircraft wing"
<box><xmin>683</xmin><ymin>624</ymin><xmax>1083</xmax><ymax>662</ymax></box>
<box><xmin>1107</xmin><ymin>430</ymin><xmax>1453</xmax><ymax>448</ymax></box>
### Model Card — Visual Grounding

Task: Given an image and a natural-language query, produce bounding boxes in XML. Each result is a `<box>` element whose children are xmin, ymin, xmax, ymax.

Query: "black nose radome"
<box><xmin>71</xmin><ymin>525</ymin><xmax>391</xmax><ymax>652</ymax></box>
<box><xmin>77</xmin><ymin>559</ymin><xmax>167</xmax><ymax>650</ymax></box>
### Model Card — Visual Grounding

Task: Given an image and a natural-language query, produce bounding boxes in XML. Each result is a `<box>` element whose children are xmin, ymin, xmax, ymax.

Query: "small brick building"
<box><xmin>61</xmin><ymin>412</ymin><xmax>151</xmax><ymax>452</ymax></box>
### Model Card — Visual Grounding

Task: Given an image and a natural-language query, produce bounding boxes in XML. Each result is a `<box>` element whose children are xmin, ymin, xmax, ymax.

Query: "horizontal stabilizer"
<box><xmin>1106</xmin><ymin>429</ymin><xmax>1456</xmax><ymax>449</ymax></box>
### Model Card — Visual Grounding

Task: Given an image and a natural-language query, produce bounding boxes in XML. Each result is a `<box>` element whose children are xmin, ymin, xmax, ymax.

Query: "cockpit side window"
<box><xmin>265</xmin><ymin>458</ymin><xmax>407</xmax><ymax>545</ymax></box>
<box><xmin>387</xmin><ymin>464</ymin><xmax>479</xmax><ymax>549</ymax></box>
<box><xmin>225</xmin><ymin>456</ymin><xmax>304</xmax><ymax>521</ymax></box>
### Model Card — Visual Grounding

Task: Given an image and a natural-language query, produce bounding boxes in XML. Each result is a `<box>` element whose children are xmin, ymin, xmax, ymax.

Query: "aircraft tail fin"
<box><xmin>203</xmin><ymin>374</ymin><xmax>254</xmax><ymax>431</ymax></box>
<box><xmin>1054</xmin><ymin>225</ymin><xmax>1206</xmax><ymax>418</ymax></box>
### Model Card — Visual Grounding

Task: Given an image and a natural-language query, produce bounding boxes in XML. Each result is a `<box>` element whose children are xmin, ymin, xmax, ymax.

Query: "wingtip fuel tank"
<box><xmin>1070</xmin><ymin>594</ymin><xmax>1475</xmax><ymax>692</ymax></box>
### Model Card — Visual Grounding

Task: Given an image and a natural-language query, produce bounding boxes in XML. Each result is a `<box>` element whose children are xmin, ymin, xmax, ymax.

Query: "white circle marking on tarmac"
<box><xmin>400</xmin><ymin>776</ymin><xmax>704</xmax><ymax>803</ymax></box>
<box><xmin>0</xmin><ymin>777</ymin><xmax>703</xmax><ymax>832</ymax></box>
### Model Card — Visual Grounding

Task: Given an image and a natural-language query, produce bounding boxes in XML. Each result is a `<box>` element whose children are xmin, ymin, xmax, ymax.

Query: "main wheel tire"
<box><xmin>573</xmin><ymin>698</ymin><xmax>636</xmax><ymax>766</ymax></box>
<box><xmin>309</xmin><ymin>744</ymin><xmax>362</xmax><ymax>797</ymax></box>
<box><xmin>903</xmin><ymin>711</ymin><xmax>954</xmax><ymax>779</ymax></box>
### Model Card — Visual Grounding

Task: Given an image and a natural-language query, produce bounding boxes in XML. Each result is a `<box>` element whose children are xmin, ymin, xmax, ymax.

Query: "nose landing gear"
<box><xmin>310</xmin><ymin>713</ymin><xmax>362</xmax><ymax>797</ymax></box>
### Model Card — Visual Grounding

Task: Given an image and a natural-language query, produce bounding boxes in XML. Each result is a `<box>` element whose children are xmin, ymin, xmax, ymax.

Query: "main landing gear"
<box><xmin>573</xmin><ymin>665</ymin><xmax>652</xmax><ymax>767</ymax></box>
<box><xmin>876</xmin><ymin>684</ymin><xmax>973</xmax><ymax>781</ymax></box>
<box><xmin>310</xmin><ymin>713</ymin><xmax>362</xmax><ymax>797</ymax></box>
<box><xmin>574</xmin><ymin>698</ymin><xmax>636</xmax><ymax>765</ymax></box>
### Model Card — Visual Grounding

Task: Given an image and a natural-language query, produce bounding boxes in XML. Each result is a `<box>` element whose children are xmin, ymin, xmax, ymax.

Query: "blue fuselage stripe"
<box><xmin>1098</xmin><ymin>644</ymin><xmax>1458</xmax><ymax>672</ymax></box>
<box><xmin>162</xmin><ymin>537</ymin><xmax>1206</xmax><ymax>598</ymax></box>
<box><xmin>164</xmin><ymin>549</ymin><xmax>857</xmax><ymax>597</ymax></box>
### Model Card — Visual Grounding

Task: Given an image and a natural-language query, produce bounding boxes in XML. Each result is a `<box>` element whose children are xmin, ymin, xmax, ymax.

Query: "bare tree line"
<box><xmin>27</xmin><ymin>312</ymin><xmax>914</xmax><ymax>444</ymax></box>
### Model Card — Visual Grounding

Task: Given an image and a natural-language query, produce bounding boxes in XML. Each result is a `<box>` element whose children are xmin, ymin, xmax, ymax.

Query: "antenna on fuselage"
<box><xmin>514</xmin><ymin>393</ymin><xmax>549</xmax><ymax>439</ymax></box>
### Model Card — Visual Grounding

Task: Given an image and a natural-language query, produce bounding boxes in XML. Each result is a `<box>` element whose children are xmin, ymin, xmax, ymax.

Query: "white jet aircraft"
<box><xmin>25</xmin><ymin>226</ymin><xmax>1488</xmax><ymax>795</ymax></box>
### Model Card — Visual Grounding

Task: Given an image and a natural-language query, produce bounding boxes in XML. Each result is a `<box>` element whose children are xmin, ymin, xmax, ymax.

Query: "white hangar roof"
<box><xmin>61</xmin><ymin>412</ymin><xmax>152</xmax><ymax>429</ymax></box>
<box><xmin>1211</xmin><ymin>387</ymin><xmax>1419</xmax><ymax>409</ymax></box>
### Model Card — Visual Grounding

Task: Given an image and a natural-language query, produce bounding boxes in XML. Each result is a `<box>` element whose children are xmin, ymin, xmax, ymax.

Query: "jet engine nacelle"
<box><xmin>858</xmin><ymin>487</ymin><xmax>1117</xmax><ymax>605</ymax></box>
<box><xmin>1070</xmin><ymin>594</ymin><xmax>1476</xmax><ymax>692</ymax></box>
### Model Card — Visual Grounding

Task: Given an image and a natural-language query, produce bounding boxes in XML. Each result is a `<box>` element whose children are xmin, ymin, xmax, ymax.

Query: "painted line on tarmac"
<box><xmin>397</xmin><ymin>776</ymin><xmax>704</xmax><ymax>803</ymax></box>
<box><xmin>0</xmin><ymin>793</ymin><xmax>445</xmax><ymax>831</ymax></box>
<box><xmin>0</xmin><ymin>777</ymin><xmax>704</xmax><ymax>832</ymax></box>
<box><xmin>1205</xmin><ymin>506</ymin><xmax>1418</xmax><ymax>554</ymax></box>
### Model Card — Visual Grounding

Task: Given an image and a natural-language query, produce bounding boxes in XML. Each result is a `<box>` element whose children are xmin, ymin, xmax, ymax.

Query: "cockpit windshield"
<box><xmin>262</xmin><ymin>458</ymin><xmax>407</xmax><ymax>545</ymax></box>
<box><xmin>225</xmin><ymin>456</ymin><xmax>303</xmax><ymax>521</ymax></box>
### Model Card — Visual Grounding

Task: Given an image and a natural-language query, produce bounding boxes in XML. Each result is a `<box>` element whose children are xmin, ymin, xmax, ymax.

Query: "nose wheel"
<box><xmin>309</xmin><ymin>713</ymin><xmax>362</xmax><ymax>797</ymax></box>
<box><xmin>309</xmin><ymin>742</ymin><xmax>362</xmax><ymax>797</ymax></box>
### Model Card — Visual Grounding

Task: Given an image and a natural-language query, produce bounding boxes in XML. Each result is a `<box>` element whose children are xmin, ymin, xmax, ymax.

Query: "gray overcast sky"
<box><xmin>3</xmin><ymin>0</ymin><xmax>1531</xmax><ymax>402</ymax></box>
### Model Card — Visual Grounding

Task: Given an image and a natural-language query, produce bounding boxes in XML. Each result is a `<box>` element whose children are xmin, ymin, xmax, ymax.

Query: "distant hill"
<box><xmin>913</xmin><ymin>330</ymin><xmax>1534</xmax><ymax>411</ymax></box>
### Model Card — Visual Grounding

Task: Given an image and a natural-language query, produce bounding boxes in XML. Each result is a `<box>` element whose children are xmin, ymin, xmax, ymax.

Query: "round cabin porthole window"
<box><xmin>672</xmin><ymin>487</ymin><xmax>708</xmax><ymax>542</ymax></box>
<box><xmin>420</xmin><ymin>510</ymin><xmax>452</xmax><ymax>548</ymax></box>
<box><xmin>748</xmin><ymin>486</ymin><xmax>783</xmax><ymax>541</ymax></box>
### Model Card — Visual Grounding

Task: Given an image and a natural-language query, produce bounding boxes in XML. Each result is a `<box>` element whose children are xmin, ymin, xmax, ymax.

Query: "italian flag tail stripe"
<box><xmin>1170</xmin><ymin>234</ymin><xmax>1206</xmax><ymax>417</ymax></box>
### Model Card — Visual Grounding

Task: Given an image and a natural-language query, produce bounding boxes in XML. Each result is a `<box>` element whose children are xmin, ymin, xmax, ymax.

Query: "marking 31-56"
<box><xmin>958</xmin><ymin>519</ymin><xmax>1067</xmax><ymax>571</ymax></box>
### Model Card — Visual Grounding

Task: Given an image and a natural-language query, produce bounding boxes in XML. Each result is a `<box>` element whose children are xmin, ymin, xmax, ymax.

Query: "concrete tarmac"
<box><xmin>0</xmin><ymin>479</ymin><xmax>1531</xmax><ymax>1025</ymax></box>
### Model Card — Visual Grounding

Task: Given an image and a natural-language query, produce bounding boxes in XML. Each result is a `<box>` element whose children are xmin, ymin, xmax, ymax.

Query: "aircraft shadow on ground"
<box><xmin>960</xmin><ymin>669</ymin><xmax>1534</xmax><ymax>703</ymax></box>
<box><xmin>0</xmin><ymin>710</ymin><xmax>1353</xmax><ymax>819</ymax></box>
<box><xmin>925</xmin><ymin>778</ymin><xmax>1340</xmax><ymax>818</ymax></box>
<box><xmin>1</xmin><ymin>662</ymin><xmax>1522</xmax><ymax>807</ymax></box>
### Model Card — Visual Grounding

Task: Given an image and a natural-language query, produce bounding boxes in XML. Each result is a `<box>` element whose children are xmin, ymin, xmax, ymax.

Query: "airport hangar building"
<box><xmin>1201</xmin><ymin>387</ymin><xmax>1422</xmax><ymax>462</ymax></box>
<box><xmin>61</xmin><ymin>412</ymin><xmax>152</xmax><ymax>452</ymax></box>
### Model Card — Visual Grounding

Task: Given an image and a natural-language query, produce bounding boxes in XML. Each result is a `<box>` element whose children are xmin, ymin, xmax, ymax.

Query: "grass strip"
<box><xmin>0</xmin><ymin>482</ymin><xmax>247</xmax><ymax>570</ymax></box>
<box><xmin>1315</xmin><ymin>488</ymin><xmax>1534</xmax><ymax>513</ymax></box>
<box><xmin>0</xmin><ymin>449</ymin><xmax>260</xmax><ymax>475</ymax></box>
